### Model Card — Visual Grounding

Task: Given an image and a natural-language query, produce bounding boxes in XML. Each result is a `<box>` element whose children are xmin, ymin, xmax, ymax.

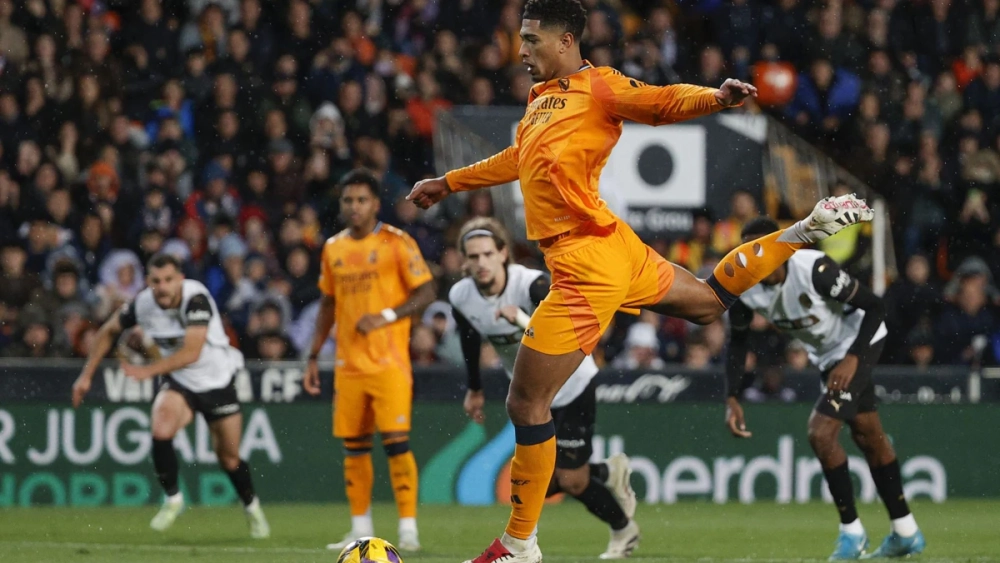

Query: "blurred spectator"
<box><xmin>785</xmin><ymin>340</ymin><xmax>811</xmax><ymax>371</ymax></box>
<box><xmin>32</xmin><ymin>258</ymin><xmax>93</xmax><ymax>321</ymax></box>
<box><xmin>761</xmin><ymin>0</ymin><xmax>808</xmax><ymax>67</ymax></box>
<box><xmin>904</xmin><ymin>326</ymin><xmax>936</xmax><ymax>369</ymax></box>
<box><xmin>94</xmin><ymin>249</ymin><xmax>144</xmax><ymax>321</ymax></box>
<box><xmin>411</xmin><ymin>324</ymin><xmax>439</xmax><ymax>367</ymax></box>
<box><xmin>179</xmin><ymin>3</ymin><xmax>229</xmax><ymax>63</ymax></box>
<box><xmin>613</xmin><ymin>322</ymin><xmax>667</xmax><ymax>370</ymax></box>
<box><xmin>0</xmin><ymin>0</ymin><xmax>29</xmax><ymax>65</ymax></box>
<box><xmin>712</xmin><ymin>190</ymin><xmax>758</xmax><ymax>254</ymax></box>
<box><xmin>422</xmin><ymin>301</ymin><xmax>462</xmax><ymax>368</ymax></box>
<box><xmin>284</xmin><ymin>244</ymin><xmax>320</xmax><ymax>317</ymax></box>
<box><xmin>3</xmin><ymin>305</ymin><xmax>65</xmax><ymax>358</ymax></box>
<box><xmin>683</xmin><ymin>332</ymin><xmax>712</xmax><ymax>370</ymax></box>
<box><xmin>0</xmin><ymin>243</ymin><xmax>39</xmax><ymax>318</ymax></box>
<box><xmin>744</xmin><ymin>364</ymin><xmax>798</xmax><ymax>403</ymax></box>
<box><xmin>251</xmin><ymin>329</ymin><xmax>298</xmax><ymax>361</ymax></box>
<box><xmin>935</xmin><ymin>259</ymin><xmax>998</xmax><ymax>364</ymax></box>
<box><xmin>407</xmin><ymin>71</ymin><xmax>452</xmax><ymax>140</ymax></box>
<box><xmin>964</xmin><ymin>56</ymin><xmax>1000</xmax><ymax>131</ymax></box>
<box><xmin>786</xmin><ymin>58</ymin><xmax>861</xmax><ymax>144</ymax></box>
<box><xmin>883</xmin><ymin>254</ymin><xmax>942</xmax><ymax>363</ymax></box>
<box><xmin>968</xmin><ymin>0</ymin><xmax>1000</xmax><ymax>49</ymax></box>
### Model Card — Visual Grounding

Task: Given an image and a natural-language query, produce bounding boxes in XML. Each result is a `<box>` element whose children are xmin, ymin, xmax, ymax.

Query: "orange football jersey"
<box><xmin>317</xmin><ymin>223</ymin><xmax>433</xmax><ymax>377</ymax></box>
<box><xmin>445</xmin><ymin>63</ymin><xmax>727</xmax><ymax>241</ymax></box>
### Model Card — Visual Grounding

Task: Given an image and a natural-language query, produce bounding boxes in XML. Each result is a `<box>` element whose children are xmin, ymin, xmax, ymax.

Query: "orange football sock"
<box><xmin>387</xmin><ymin>449</ymin><xmax>419</xmax><ymax>519</ymax></box>
<box><xmin>344</xmin><ymin>452</ymin><xmax>374</xmax><ymax>516</ymax></box>
<box><xmin>505</xmin><ymin>422</ymin><xmax>556</xmax><ymax>540</ymax></box>
<box><xmin>708</xmin><ymin>230</ymin><xmax>806</xmax><ymax>307</ymax></box>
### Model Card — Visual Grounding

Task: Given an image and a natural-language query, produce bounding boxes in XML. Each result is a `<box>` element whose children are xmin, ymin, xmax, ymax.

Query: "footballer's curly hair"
<box><xmin>523</xmin><ymin>0</ymin><xmax>588</xmax><ymax>41</ymax></box>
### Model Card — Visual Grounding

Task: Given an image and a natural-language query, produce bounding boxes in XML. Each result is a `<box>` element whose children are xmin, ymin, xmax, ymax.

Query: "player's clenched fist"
<box><xmin>406</xmin><ymin>176</ymin><xmax>451</xmax><ymax>209</ymax></box>
<box><xmin>715</xmin><ymin>78</ymin><xmax>758</xmax><ymax>107</ymax></box>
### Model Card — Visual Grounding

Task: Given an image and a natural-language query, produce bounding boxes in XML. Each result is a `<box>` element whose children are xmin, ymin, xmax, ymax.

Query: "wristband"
<box><xmin>381</xmin><ymin>308</ymin><xmax>398</xmax><ymax>323</ymax></box>
<box><xmin>514</xmin><ymin>309</ymin><xmax>532</xmax><ymax>330</ymax></box>
<box><xmin>308</xmin><ymin>352</ymin><xmax>318</xmax><ymax>361</ymax></box>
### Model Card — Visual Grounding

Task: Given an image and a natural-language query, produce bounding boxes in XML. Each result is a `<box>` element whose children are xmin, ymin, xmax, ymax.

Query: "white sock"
<box><xmin>166</xmin><ymin>491</ymin><xmax>183</xmax><ymax>504</ymax></box>
<box><xmin>398</xmin><ymin>517</ymin><xmax>417</xmax><ymax>534</ymax></box>
<box><xmin>244</xmin><ymin>496</ymin><xmax>259</xmax><ymax>511</ymax></box>
<box><xmin>891</xmin><ymin>514</ymin><xmax>918</xmax><ymax>537</ymax></box>
<box><xmin>352</xmin><ymin>512</ymin><xmax>374</xmax><ymax>535</ymax></box>
<box><xmin>840</xmin><ymin>519</ymin><xmax>865</xmax><ymax>536</ymax></box>
<box><xmin>500</xmin><ymin>533</ymin><xmax>536</xmax><ymax>553</ymax></box>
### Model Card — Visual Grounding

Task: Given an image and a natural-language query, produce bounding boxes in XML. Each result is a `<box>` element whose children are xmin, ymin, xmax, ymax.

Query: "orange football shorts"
<box><xmin>522</xmin><ymin>221</ymin><xmax>675</xmax><ymax>356</ymax></box>
<box><xmin>333</xmin><ymin>369</ymin><xmax>413</xmax><ymax>438</ymax></box>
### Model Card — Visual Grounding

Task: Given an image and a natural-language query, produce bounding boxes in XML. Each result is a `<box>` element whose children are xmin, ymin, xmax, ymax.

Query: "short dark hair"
<box><xmin>338</xmin><ymin>169</ymin><xmax>381</xmax><ymax>198</ymax></box>
<box><xmin>523</xmin><ymin>0</ymin><xmax>587</xmax><ymax>41</ymax></box>
<box><xmin>52</xmin><ymin>260</ymin><xmax>79</xmax><ymax>280</ymax></box>
<box><xmin>740</xmin><ymin>217</ymin><xmax>780</xmax><ymax>240</ymax></box>
<box><xmin>147</xmin><ymin>252</ymin><xmax>183</xmax><ymax>273</ymax></box>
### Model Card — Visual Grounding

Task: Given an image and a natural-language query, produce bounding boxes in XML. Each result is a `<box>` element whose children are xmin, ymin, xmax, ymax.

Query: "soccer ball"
<box><xmin>336</xmin><ymin>537</ymin><xmax>403</xmax><ymax>563</ymax></box>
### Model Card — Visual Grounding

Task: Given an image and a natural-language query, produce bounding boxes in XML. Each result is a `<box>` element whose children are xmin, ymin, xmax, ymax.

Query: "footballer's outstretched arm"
<box><xmin>445</xmin><ymin>145</ymin><xmax>520</xmax><ymax>192</ymax></box>
<box><xmin>724</xmin><ymin>300</ymin><xmax>754</xmax><ymax>438</ymax></box>
<box><xmin>72</xmin><ymin>305</ymin><xmax>128</xmax><ymax>407</ymax></box>
<box><xmin>594</xmin><ymin>69</ymin><xmax>756</xmax><ymax>126</ymax></box>
<box><xmin>408</xmin><ymin>144</ymin><xmax>519</xmax><ymax>209</ymax></box>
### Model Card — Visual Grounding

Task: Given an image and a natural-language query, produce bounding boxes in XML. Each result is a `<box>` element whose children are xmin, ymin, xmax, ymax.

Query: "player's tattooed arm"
<box><xmin>812</xmin><ymin>256</ymin><xmax>886</xmax><ymax>362</ymax></box>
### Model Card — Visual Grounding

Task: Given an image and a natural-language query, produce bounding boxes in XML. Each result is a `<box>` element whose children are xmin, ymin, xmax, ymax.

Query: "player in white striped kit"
<box><xmin>724</xmin><ymin>218</ymin><xmax>925</xmax><ymax>560</ymax></box>
<box><xmin>449</xmin><ymin>218</ymin><xmax>639</xmax><ymax>559</ymax></box>
<box><xmin>72</xmin><ymin>253</ymin><xmax>269</xmax><ymax>538</ymax></box>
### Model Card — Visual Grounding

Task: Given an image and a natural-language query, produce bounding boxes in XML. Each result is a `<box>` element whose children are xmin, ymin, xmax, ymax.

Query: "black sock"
<box><xmin>226</xmin><ymin>460</ymin><xmax>257</xmax><ymax>506</ymax></box>
<box><xmin>590</xmin><ymin>462</ymin><xmax>609</xmax><ymax>484</ymax></box>
<box><xmin>152</xmin><ymin>439</ymin><xmax>179</xmax><ymax>496</ymax></box>
<box><xmin>574</xmin><ymin>478</ymin><xmax>629</xmax><ymax>531</ymax></box>
<box><xmin>823</xmin><ymin>462</ymin><xmax>858</xmax><ymax>524</ymax></box>
<box><xmin>870</xmin><ymin>459</ymin><xmax>910</xmax><ymax>519</ymax></box>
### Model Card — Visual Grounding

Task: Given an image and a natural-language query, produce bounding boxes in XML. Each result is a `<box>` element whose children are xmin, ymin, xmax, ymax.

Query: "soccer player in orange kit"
<box><xmin>305</xmin><ymin>169</ymin><xmax>436</xmax><ymax>553</ymax></box>
<box><xmin>408</xmin><ymin>1</ymin><xmax>873</xmax><ymax>562</ymax></box>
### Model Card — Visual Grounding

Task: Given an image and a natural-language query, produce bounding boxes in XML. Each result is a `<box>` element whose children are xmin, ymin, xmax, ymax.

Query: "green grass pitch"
<box><xmin>1</xmin><ymin>500</ymin><xmax>997</xmax><ymax>562</ymax></box>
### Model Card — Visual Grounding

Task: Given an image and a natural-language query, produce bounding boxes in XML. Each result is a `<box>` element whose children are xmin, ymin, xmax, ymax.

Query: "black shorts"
<box><xmin>550</xmin><ymin>379</ymin><xmax>597</xmax><ymax>470</ymax></box>
<box><xmin>161</xmin><ymin>375</ymin><xmax>241</xmax><ymax>423</ymax></box>
<box><xmin>815</xmin><ymin>338</ymin><xmax>885</xmax><ymax>421</ymax></box>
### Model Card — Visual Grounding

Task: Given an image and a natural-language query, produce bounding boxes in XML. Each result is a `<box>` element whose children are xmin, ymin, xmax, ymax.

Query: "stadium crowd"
<box><xmin>0</xmin><ymin>0</ymin><xmax>998</xmax><ymax>377</ymax></box>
